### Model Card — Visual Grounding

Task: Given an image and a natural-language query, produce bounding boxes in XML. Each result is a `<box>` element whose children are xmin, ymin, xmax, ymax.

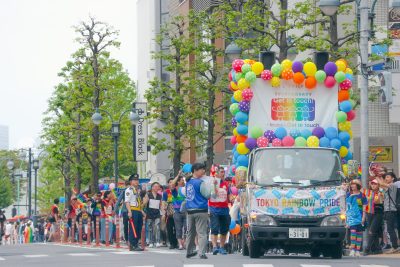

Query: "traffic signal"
<box><xmin>378</xmin><ymin>71</ymin><xmax>393</xmax><ymax>105</ymax></box>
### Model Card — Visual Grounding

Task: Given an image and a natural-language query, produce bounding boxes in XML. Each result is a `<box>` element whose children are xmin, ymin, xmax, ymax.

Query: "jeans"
<box><xmin>100</xmin><ymin>217</ymin><xmax>114</xmax><ymax>242</ymax></box>
<box><xmin>166</xmin><ymin>215</ymin><xmax>178</xmax><ymax>247</ymax></box>
<box><xmin>384</xmin><ymin>211</ymin><xmax>398</xmax><ymax>249</ymax></box>
<box><xmin>366</xmin><ymin>212</ymin><xmax>383</xmax><ymax>252</ymax></box>
<box><xmin>146</xmin><ymin>218</ymin><xmax>161</xmax><ymax>244</ymax></box>
<box><xmin>128</xmin><ymin>210</ymin><xmax>143</xmax><ymax>248</ymax></box>
<box><xmin>123</xmin><ymin>212</ymin><xmax>129</xmax><ymax>241</ymax></box>
<box><xmin>186</xmin><ymin>212</ymin><xmax>208</xmax><ymax>256</ymax></box>
<box><xmin>173</xmin><ymin>211</ymin><xmax>187</xmax><ymax>240</ymax></box>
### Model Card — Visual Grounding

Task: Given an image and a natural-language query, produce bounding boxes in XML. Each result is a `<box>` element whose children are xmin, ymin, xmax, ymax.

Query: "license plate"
<box><xmin>289</xmin><ymin>228</ymin><xmax>309</xmax><ymax>239</ymax></box>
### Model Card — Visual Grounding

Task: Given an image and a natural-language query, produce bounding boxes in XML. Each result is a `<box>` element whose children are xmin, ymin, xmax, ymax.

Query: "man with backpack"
<box><xmin>377</xmin><ymin>172</ymin><xmax>399</xmax><ymax>253</ymax></box>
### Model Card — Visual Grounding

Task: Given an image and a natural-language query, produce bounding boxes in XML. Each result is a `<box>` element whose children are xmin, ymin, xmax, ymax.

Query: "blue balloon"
<box><xmin>182</xmin><ymin>163</ymin><xmax>192</xmax><ymax>173</ymax></box>
<box><xmin>103</xmin><ymin>184</ymin><xmax>109</xmax><ymax>190</ymax></box>
<box><xmin>301</xmin><ymin>129</ymin><xmax>312</xmax><ymax>139</ymax></box>
<box><xmin>345</xmin><ymin>151</ymin><xmax>353</xmax><ymax>161</ymax></box>
<box><xmin>231</xmin><ymin>70</ymin><xmax>237</xmax><ymax>82</ymax></box>
<box><xmin>231</xmin><ymin>96</ymin><xmax>238</xmax><ymax>104</ymax></box>
<box><xmin>290</xmin><ymin>129</ymin><xmax>301</xmax><ymax>138</ymax></box>
<box><xmin>235</xmin><ymin>112</ymin><xmax>248</xmax><ymax>124</ymax></box>
<box><xmin>330</xmin><ymin>138</ymin><xmax>342</xmax><ymax>150</ymax></box>
<box><xmin>59</xmin><ymin>197</ymin><xmax>65</xmax><ymax>204</ymax></box>
<box><xmin>325</xmin><ymin>127</ymin><xmax>338</xmax><ymax>140</ymax></box>
<box><xmin>345</xmin><ymin>73</ymin><xmax>353</xmax><ymax>81</ymax></box>
<box><xmin>237</xmin><ymin>124</ymin><xmax>248</xmax><ymax>135</ymax></box>
<box><xmin>237</xmin><ymin>155</ymin><xmax>249</xmax><ymax>167</ymax></box>
<box><xmin>229</xmin><ymin>220</ymin><xmax>236</xmax><ymax>230</ymax></box>
<box><xmin>275</xmin><ymin>127</ymin><xmax>287</xmax><ymax>139</ymax></box>
<box><xmin>338</xmin><ymin>131</ymin><xmax>350</xmax><ymax>143</ymax></box>
<box><xmin>319</xmin><ymin>137</ymin><xmax>331</xmax><ymax>148</ymax></box>
<box><xmin>342</xmin><ymin>140</ymin><xmax>350</xmax><ymax>148</ymax></box>
<box><xmin>233</xmin><ymin>151</ymin><xmax>239</xmax><ymax>160</ymax></box>
<box><xmin>339</xmin><ymin>100</ymin><xmax>352</xmax><ymax>113</ymax></box>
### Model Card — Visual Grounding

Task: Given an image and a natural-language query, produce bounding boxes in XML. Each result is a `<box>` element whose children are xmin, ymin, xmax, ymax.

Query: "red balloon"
<box><xmin>230</xmin><ymin>136</ymin><xmax>237</xmax><ymax>145</ymax></box>
<box><xmin>347</xmin><ymin>110</ymin><xmax>356</xmax><ymax>121</ymax></box>
<box><xmin>282</xmin><ymin>136</ymin><xmax>295</xmax><ymax>147</ymax></box>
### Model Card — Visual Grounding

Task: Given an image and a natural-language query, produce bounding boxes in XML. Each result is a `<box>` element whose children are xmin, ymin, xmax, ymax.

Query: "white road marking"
<box><xmin>148</xmin><ymin>249</ymin><xmax>181</xmax><ymax>254</ymax></box>
<box><xmin>23</xmin><ymin>254</ymin><xmax>49</xmax><ymax>258</ymax></box>
<box><xmin>183</xmin><ymin>265</ymin><xmax>214</xmax><ymax>267</ymax></box>
<box><xmin>300</xmin><ymin>265</ymin><xmax>331</xmax><ymax>267</ymax></box>
<box><xmin>0</xmin><ymin>257</ymin><xmax>5</xmax><ymax>260</ymax></box>
<box><xmin>67</xmin><ymin>253</ymin><xmax>96</xmax><ymax>256</ymax></box>
<box><xmin>243</xmin><ymin>265</ymin><xmax>274</xmax><ymax>267</ymax></box>
<box><xmin>125</xmin><ymin>266</ymin><xmax>154</xmax><ymax>267</ymax></box>
<box><xmin>360</xmin><ymin>265</ymin><xmax>390</xmax><ymax>267</ymax></box>
<box><xmin>111</xmin><ymin>251</ymin><xmax>141</xmax><ymax>255</ymax></box>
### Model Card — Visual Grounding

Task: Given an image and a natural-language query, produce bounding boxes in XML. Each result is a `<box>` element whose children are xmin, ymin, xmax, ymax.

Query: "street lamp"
<box><xmin>32</xmin><ymin>159</ymin><xmax>39</xmax><ymax>215</ymax></box>
<box><xmin>318</xmin><ymin>0</ymin><xmax>340</xmax><ymax>16</ymax></box>
<box><xmin>6</xmin><ymin>160</ymin><xmax>14</xmax><ymax>171</ymax></box>
<box><xmin>91</xmin><ymin>107</ymin><xmax>140</xmax><ymax>186</ymax></box>
<box><xmin>225</xmin><ymin>40</ymin><xmax>242</xmax><ymax>62</ymax></box>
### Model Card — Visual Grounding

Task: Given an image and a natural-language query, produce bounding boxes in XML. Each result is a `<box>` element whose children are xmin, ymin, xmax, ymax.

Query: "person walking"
<box><xmin>345</xmin><ymin>179</ymin><xmax>367</xmax><ymax>257</ymax></box>
<box><xmin>363</xmin><ymin>179</ymin><xmax>384</xmax><ymax>255</ymax></box>
<box><xmin>210</xmin><ymin>166</ymin><xmax>231</xmax><ymax>255</ymax></box>
<box><xmin>146</xmin><ymin>182</ymin><xmax>162</xmax><ymax>248</ymax></box>
<box><xmin>100</xmin><ymin>191</ymin><xmax>115</xmax><ymax>244</ymax></box>
<box><xmin>377</xmin><ymin>172</ymin><xmax>400</xmax><ymax>253</ymax></box>
<box><xmin>185</xmin><ymin>163</ymin><xmax>212</xmax><ymax>259</ymax></box>
<box><xmin>162</xmin><ymin>178</ymin><xmax>179</xmax><ymax>249</ymax></box>
<box><xmin>125</xmin><ymin>174</ymin><xmax>146</xmax><ymax>251</ymax></box>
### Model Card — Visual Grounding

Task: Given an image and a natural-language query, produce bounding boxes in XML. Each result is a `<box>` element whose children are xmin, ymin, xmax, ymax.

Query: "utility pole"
<box><xmin>28</xmin><ymin>148</ymin><xmax>32</xmax><ymax>218</ymax></box>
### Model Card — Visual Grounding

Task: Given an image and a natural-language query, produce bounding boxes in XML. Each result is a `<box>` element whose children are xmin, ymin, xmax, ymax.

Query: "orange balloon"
<box><xmin>293</xmin><ymin>72</ymin><xmax>305</xmax><ymax>84</ymax></box>
<box><xmin>281</xmin><ymin>68</ymin><xmax>294</xmax><ymax>80</ymax></box>
<box><xmin>236</xmin><ymin>135</ymin><xmax>248</xmax><ymax>143</ymax></box>
<box><xmin>338</xmin><ymin>89</ymin><xmax>350</xmax><ymax>102</ymax></box>
<box><xmin>305</xmin><ymin>76</ymin><xmax>317</xmax><ymax>89</ymax></box>
<box><xmin>230</xmin><ymin>224</ymin><xmax>241</xmax><ymax>235</ymax></box>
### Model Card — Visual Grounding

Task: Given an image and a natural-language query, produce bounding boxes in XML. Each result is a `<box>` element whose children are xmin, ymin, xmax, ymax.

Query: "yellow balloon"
<box><xmin>303</xmin><ymin>62</ymin><xmax>317</xmax><ymax>77</ymax></box>
<box><xmin>345</xmin><ymin>68</ymin><xmax>353</xmax><ymax>75</ymax></box>
<box><xmin>307</xmin><ymin>136</ymin><xmax>320</xmax><ymax>147</ymax></box>
<box><xmin>348</xmin><ymin>130</ymin><xmax>353</xmax><ymax>139</ymax></box>
<box><xmin>237</xmin><ymin>143</ymin><xmax>250</xmax><ymax>155</ymax></box>
<box><xmin>281</xmin><ymin>59</ymin><xmax>293</xmax><ymax>70</ymax></box>
<box><xmin>233</xmin><ymin>127</ymin><xmax>238</xmax><ymax>137</ymax></box>
<box><xmin>230</xmin><ymin>81</ymin><xmax>239</xmax><ymax>91</ymax></box>
<box><xmin>243</xmin><ymin>59</ymin><xmax>251</xmax><ymax>64</ymax></box>
<box><xmin>233</xmin><ymin>90</ymin><xmax>243</xmax><ymax>102</ymax></box>
<box><xmin>342</xmin><ymin>164</ymin><xmax>349</xmax><ymax>176</ymax></box>
<box><xmin>336</xmin><ymin>60</ymin><xmax>346</xmax><ymax>72</ymax></box>
<box><xmin>271</xmin><ymin>77</ymin><xmax>281</xmax><ymax>87</ymax></box>
<box><xmin>338</xmin><ymin>121</ymin><xmax>352</xmax><ymax>132</ymax></box>
<box><xmin>238</xmin><ymin>78</ymin><xmax>250</xmax><ymax>90</ymax></box>
<box><xmin>339</xmin><ymin>146</ymin><xmax>349</xmax><ymax>158</ymax></box>
<box><xmin>251</xmin><ymin>62</ymin><xmax>264</xmax><ymax>75</ymax></box>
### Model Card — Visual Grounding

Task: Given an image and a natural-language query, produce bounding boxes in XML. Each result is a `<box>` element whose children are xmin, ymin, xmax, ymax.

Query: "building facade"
<box><xmin>0</xmin><ymin>125</ymin><xmax>9</xmax><ymax>150</ymax></box>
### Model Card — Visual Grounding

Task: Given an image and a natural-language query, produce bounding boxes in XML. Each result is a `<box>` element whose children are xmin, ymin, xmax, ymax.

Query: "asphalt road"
<box><xmin>0</xmin><ymin>243</ymin><xmax>399</xmax><ymax>267</ymax></box>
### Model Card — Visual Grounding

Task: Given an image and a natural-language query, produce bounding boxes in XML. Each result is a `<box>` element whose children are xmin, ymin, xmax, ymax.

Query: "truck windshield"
<box><xmin>252</xmin><ymin>148</ymin><xmax>341</xmax><ymax>187</ymax></box>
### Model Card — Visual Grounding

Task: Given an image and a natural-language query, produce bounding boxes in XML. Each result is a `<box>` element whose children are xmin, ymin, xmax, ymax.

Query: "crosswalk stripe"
<box><xmin>243</xmin><ymin>265</ymin><xmax>274</xmax><ymax>267</ymax></box>
<box><xmin>300</xmin><ymin>265</ymin><xmax>331</xmax><ymax>267</ymax></box>
<box><xmin>67</xmin><ymin>253</ymin><xmax>96</xmax><ymax>256</ymax></box>
<box><xmin>24</xmin><ymin>255</ymin><xmax>49</xmax><ymax>258</ymax></box>
<box><xmin>0</xmin><ymin>257</ymin><xmax>5</xmax><ymax>261</ymax></box>
<box><xmin>360</xmin><ymin>265</ymin><xmax>390</xmax><ymax>267</ymax></box>
<box><xmin>183</xmin><ymin>265</ymin><xmax>214</xmax><ymax>267</ymax></box>
<box><xmin>111</xmin><ymin>251</ymin><xmax>141</xmax><ymax>255</ymax></box>
<box><xmin>148</xmin><ymin>249</ymin><xmax>181</xmax><ymax>254</ymax></box>
<box><xmin>125</xmin><ymin>266</ymin><xmax>154</xmax><ymax>267</ymax></box>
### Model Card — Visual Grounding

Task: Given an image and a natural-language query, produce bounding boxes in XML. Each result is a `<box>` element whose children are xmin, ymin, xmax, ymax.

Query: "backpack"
<box><xmin>387</xmin><ymin>186</ymin><xmax>400</xmax><ymax>211</ymax></box>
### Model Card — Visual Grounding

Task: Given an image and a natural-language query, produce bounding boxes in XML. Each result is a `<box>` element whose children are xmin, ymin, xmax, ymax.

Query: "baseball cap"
<box><xmin>129</xmin><ymin>173</ymin><xmax>139</xmax><ymax>181</ymax></box>
<box><xmin>371</xmin><ymin>179</ymin><xmax>378</xmax><ymax>184</ymax></box>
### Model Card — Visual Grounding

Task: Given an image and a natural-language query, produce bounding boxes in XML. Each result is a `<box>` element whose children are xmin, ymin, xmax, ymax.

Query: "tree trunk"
<box><xmin>63</xmin><ymin>162</ymin><xmax>72</xmax><ymax>209</ymax></box>
<box><xmin>278</xmin><ymin>0</ymin><xmax>288</xmax><ymax>61</ymax></box>
<box><xmin>91</xmin><ymin>50</ymin><xmax>100</xmax><ymax>193</ymax></box>
<box><xmin>75</xmin><ymin>112</ymin><xmax>82</xmax><ymax>192</ymax></box>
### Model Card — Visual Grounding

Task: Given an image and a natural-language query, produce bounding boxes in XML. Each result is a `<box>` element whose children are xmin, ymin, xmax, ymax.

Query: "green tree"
<box><xmin>0</xmin><ymin>178</ymin><xmax>13</xmax><ymax>209</ymax></box>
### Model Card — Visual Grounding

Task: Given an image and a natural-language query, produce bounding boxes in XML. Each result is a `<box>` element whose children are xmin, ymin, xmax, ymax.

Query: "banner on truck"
<box><xmin>249</xmin><ymin>79</ymin><xmax>338</xmax><ymax>131</ymax></box>
<box><xmin>251</xmin><ymin>186</ymin><xmax>346</xmax><ymax>216</ymax></box>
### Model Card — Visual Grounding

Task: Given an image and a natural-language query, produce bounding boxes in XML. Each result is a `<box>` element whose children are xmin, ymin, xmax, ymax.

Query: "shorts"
<box><xmin>349</xmin><ymin>224</ymin><xmax>364</xmax><ymax>232</ymax></box>
<box><xmin>210</xmin><ymin>213</ymin><xmax>231</xmax><ymax>235</ymax></box>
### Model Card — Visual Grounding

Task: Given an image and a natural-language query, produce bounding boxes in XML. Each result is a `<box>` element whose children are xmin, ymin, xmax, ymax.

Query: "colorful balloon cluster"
<box><xmin>228</xmin><ymin>58</ymin><xmax>355</xmax><ymax>177</ymax></box>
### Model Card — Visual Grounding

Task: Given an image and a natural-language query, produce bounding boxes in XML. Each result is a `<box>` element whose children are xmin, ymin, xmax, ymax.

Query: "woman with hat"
<box><xmin>345</xmin><ymin>179</ymin><xmax>367</xmax><ymax>257</ymax></box>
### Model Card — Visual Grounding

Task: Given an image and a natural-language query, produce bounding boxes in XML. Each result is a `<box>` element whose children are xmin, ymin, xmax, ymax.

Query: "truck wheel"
<box><xmin>310</xmin><ymin>249</ymin><xmax>320</xmax><ymax>258</ymax></box>
<box><xmin>241</xmin><ymin>228</ymin><xmax>249</xmax><ymax>256</ymax></box>
<box><xmin>330</xmin><ymin>244</ymin><xmax>343</xmax><ymax>259</ymax></box>
<box><xmin>249</xmin><ymin>239</ymin><xmax>261</xmax><ymax>258</ymax></box>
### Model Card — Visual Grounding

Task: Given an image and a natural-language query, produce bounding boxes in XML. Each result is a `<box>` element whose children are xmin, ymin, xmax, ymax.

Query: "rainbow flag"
<box><xmin>358</xmin><ymin>166</ymin><xmax>362</xmax><ymax>177</ymax></box>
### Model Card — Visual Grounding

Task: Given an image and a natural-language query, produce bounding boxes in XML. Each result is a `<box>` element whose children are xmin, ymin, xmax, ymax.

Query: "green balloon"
<box><xmin>271</xmin><ymin>63</ymin><xmax>282</xmax><ymax>77</ymax></box>
<box><xmin>245</xmin><ymin>71</ymin><xmax>256</xmax><ymax>83</ymax></box>
<box><xmin>315</xmin><ymin>70</ymin><xmax>327</xmax><ymax>83</ymax></box>
<box><xmin>349</xmin><ymin>99</ymin><xmax>356</xmax><ymax>108</ymax></box>
<box><xmin>250</xmin><ymin>126</ymin><xmax>263</xmax><ymax>139</ymax></box>
<box><xmin>229</xmin><ymin>103</ymin><xmax>239</xmax><ymax>115</ymax></box>
<box><xmin>334</xmin><ymin>71</ymin><xmax>346</xmax><ymax>83</ymax></box>
<box><xmin>336</xmin><ymin>111</ymin><xmax>347</xmax><ymax>123</ymax></box>
<box><xmin>235</xmin><ymin>72</ymin><xmax>243</xmax><ymax>81</ymax></box>
<box><xmin>241</xmin><ymin>63</ymin><xmax>251</xmax><ymax>74</ymax></box>
<box><xmin>236</xmin><ymin>166</ymin><xmax>248</xmax><ymax>172</ymax></box>
<box><xmin>295</xmin><ymin>137</ymin><xmax>307</xmax><ymax>147</ymax></box>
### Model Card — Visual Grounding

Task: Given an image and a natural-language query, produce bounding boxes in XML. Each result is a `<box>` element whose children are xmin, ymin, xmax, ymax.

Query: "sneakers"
<box><xmin>199</xmin><ymin>254</ymin><xmax>208</xmax><ymax>259</ymax></box>
<box><xmin>178</xmin><ymin>245</ymin><xmax>184</xmax><ymax>250</ymax></box>
<box><xmin>219</xmin><ymin>247</ymin><xmax>228</xmax><ymax>255</ymax></box>
<box><xmin>213</xmin><ymin>247</ymin><xmax>219</xmax><ymax>255</ymax></box>
<box><xmin>186</xmin><ymin>251</ymin><xmax>198</xmax><ymax>258</ymax></box>
<box><xmin>156</xmin><ymin>243</ymin><xmax>161</xmax><ymax>248</ymax></box>
<box><xmin>148</xmin><ymin>244</ymin><xmax>154</xmax><ymax>248</ymax></box>
<box><xmin>349</xmin><ymin>250</ymin><xmax>355</xmax><ymax>257</ymax></box>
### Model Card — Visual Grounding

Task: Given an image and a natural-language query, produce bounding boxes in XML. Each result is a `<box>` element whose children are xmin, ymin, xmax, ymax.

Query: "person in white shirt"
<box><xmin>5</xmin><ymin>222</ymin><xmax>13</xmax><ymax>245</ymax></box>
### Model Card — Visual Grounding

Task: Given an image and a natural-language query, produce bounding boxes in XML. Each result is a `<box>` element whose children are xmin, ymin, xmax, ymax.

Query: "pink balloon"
<box><xmin>282</xmin><ymin>136</ymin><xmax>295</xmax><ymax>147</ymax></box>
<box><xmin>261</xmin><ymin>70</ymin><xmax>273</xmax><ymax>81</ymax></box>
<box><xmin>230</xmin><ymin>136</ymin><xmax>237</xmax><ymax>145</ymax></box>
<box><xmin>340</xmin><ymin>79</ymin><xmax>352</xmax><ymax>90</ymax></box>
<box><xmin>257</xmin><ymin>136</ymin><xmax>269</xmax><ymax>147</ymax></box>
<box><xmin>347</xmin><ymin>110</ymin><xmax>356</xmax><ymax>121</ymax></box>
<box><xmin>230</xmin><ymin>186</ymin><xmax>238</xmax><ymax>196</ymax></box>
<box><xmin>324</xmin><ymin>76</ymin><xmax>336</xmax><ymax>88</ymax></box>
<box><xmin>272</xmin><ymin>138</ymin><xmax>282</xmax><ymax>147</ymax></box>
<box><xmin>109</xmin><ymin>183</ymin><xmax>115</xmax><ymax>190</ymax></box>
<box><xmin>242</xmin><ymin>88</ymin><xmax>254</xmax><ymax>101</ymax></box>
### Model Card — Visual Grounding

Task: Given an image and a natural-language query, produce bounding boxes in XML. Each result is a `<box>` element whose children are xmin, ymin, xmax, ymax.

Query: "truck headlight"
<box><xmin>320</xmin><ymin>215</ymin><xmax>346</xmax><ymax>227</ymax></box>
<box><xmin>250</xmin><ymin>214</ymin><xmax>277</xmax><ymax>226</ymax></box>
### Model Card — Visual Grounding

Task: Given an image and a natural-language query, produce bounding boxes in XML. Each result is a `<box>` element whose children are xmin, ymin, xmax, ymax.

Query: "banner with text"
<box><xmin>248</xmin><ymin>79</ymin><xmax>338</xmax><ymax>132</ymax></box>
<box><xmin>250</xmin><ymin>186</ymin><xmax>346</xmax><ymax>216</ymax></box>
<box><xmin>135</xmin><ymin>102</ymin><xmax>148</xmax><ymax>162</ymax></box>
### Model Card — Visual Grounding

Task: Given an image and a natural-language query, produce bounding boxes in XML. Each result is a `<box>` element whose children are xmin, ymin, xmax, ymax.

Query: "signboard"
<box><xmin>250</xmin><ymin>186</ymin><xmax>346</xmax><ymax>217</ymax></box>
<box><xmin>389</xmin><ymin>8</ymin><xmax>400</xmax><ymax>39</ymax></box>
<box><xmin>369</xmin><ymin>146</ymin><xmax>393</xmax><ymax>163</ymax></box>
<box><xmin>249</xmin><ymin>79</ymin><xmax>338</xmax><ymax>132</ymax></box>
<box><xmin>371</xmin><ymin>44</ymin><xmax>388</xmax><ymax>71</ymax></box>
<box><xmin>135</xmin><ymin>102</ymin><xmax>148</xmax><ymax>162</ymax></box>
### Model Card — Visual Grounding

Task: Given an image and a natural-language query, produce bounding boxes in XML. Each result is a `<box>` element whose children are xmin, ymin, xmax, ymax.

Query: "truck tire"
<box><xmin>241</xmin><ymin>229</ymin><xmax>249</xmax><ymax>256</ymax></box>
<box><xmin>249</xmin><ymin>239</ymin><xmax>261</xmax><ymax>258</ymax></box>
<box><xmin>330</xmin><ymin>243</ymin><xmax>343</xmax><ymax>259</ymax></box>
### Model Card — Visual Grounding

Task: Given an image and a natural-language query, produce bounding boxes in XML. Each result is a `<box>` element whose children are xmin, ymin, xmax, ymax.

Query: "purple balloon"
<box><xmin>324</xmin><ymin>62</ymin><xmax>337</xmax><ymax>76</ymax></box>
<box><xmin>99</xmin><ymin>184</ymin><xmax>104</xmax><ymax>191</ymax></box>
<box><xmin>239</xmin><ymin>101</ymin><xmax>250</xmax><ymax>113</ymax></box>
<box><xmin>231</xmin><ymin>117</ymin><xmax>237</xmax><ymax>127</ymax></box>
<box><xmin>292</xmin><ymin>61</ymin><xmax>303</xmax><ymax>73</ymax></box>
<box><xmin>312</xmin><ymin>127</ymin><xmax>325</xmax><ymax>138</ymax></box>
<box><xmin>264</xmin><ymin>130</ymin><xmax>276</xmax><ymax>142</ymax></box>
<box><xmin>245</xmin><ymin>138</ymin><xmax>257</xmax><ymax>150</ymax></box>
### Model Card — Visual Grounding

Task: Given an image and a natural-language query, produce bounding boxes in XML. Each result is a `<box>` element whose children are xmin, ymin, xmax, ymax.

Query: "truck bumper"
<box><xmin>250</xmin><ymin>225</ymin><xmax>345</xmax><ymax>244</ymax></box>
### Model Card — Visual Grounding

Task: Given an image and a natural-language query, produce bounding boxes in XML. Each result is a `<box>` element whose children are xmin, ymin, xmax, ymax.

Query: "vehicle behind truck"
<box><xmin>240</xmin><ymin>147</ymin><xmax>346</xmax><ymax>259</ymax></box>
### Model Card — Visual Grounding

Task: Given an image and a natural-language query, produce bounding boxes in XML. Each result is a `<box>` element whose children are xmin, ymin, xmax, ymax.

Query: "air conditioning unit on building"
<box><xmin>378</xmin><ymin>71</ymin><xmax>393</xmax><ymax>105</ymax></box>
